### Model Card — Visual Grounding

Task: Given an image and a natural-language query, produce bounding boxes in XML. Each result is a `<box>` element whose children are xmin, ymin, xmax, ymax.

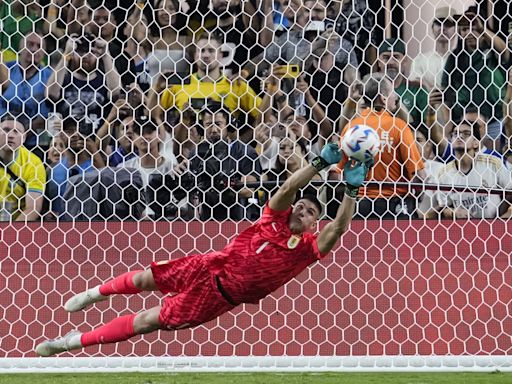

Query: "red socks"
<box><xmin>99</xmin><ymin>271</ymin><xmax>143</xmax><ymax>296</ymax></box>
<box><xmin>81</xmin><ymin>313</ymin><xmax>138</xmax><ymax>347</ymax></box>
<box><xmin>80</xmin><ymin>271</ymin><xmax>149</xmax><ymax>347</ymax></box>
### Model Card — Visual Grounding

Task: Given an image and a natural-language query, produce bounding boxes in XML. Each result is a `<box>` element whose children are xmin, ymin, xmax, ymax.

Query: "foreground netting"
<box><xmin>1</xmin><ymin>220</ymin><xmax>512</xmax><ymax>372</ymax></box>
<box><xmin>1</xmin><ymin>0</ymin><xmax>512</xmax><ymax>373</ymax></box>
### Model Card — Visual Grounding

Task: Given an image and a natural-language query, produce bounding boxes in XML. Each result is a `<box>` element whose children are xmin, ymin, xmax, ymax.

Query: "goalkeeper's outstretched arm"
<box><xmin>269</xmin><ymin>164</ymin><xmax>320</xmax><ymax>212</ymax></box>
<box><xmin>269</xmin><ymin>144</ymin><xmax>343</xmax><ymax>212</ymax></box>
<box><xmin>317</xmin><ymin>194</ymin><xmax>356</xmax><ymax>254</ymax></box>
<box><xmin>316</xmin><ymin>160</ymin><xmax>372</xmax><ymax>254</ymax></box>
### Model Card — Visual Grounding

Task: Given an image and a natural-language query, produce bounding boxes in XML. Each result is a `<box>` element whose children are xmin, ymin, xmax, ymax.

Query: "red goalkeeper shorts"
<box><xmin>151</xmin><ymin>254</ymin><xmax>235</xmax><ymax>329</ymax></box>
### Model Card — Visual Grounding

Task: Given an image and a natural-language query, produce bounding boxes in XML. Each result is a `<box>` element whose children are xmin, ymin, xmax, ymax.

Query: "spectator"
<box><xmin>45</xmin><ymin>117</ymin><xmax>104</xmax><ymax>218</ymax></box>
<box><xmin>107</xmin><ymin>117</ymin><xmax>137</xmax><ymax>168</ymax></box>
<box><xmin>335</xmin><ymin>73</ymin><xmax>426</xmax><ymax>219</ymax></box>
<box><xmin>256</xmin><ymin>111</ymin><xmax>314</xmax><ymax>171</ymax></box>
<box><xmin>254</xmin><ymin>114</ymin><xmax>285</xmax><ymax>170</ymax></box>
<box><xmin>238</xmin><ymin>0</ymin><xmax>273</xmax><ymax>47</ymax></box>
<box><xmin>415</xmin><ymin>124</ymin><xmax>444</xmax><ymax>218</ymax></box>
<box><xmin>334</xmin><ymin>0</ymin><xmax>379</xmax><ymax>76</ymax></box>
<box><xmin>270</xmin><ymin>0</ymin><xmax>290</xmax><ymax>31</ymax></box>
<box><xmin>442</xmin><ymin>9</ymin><xmax>508</xmax><ymax>140</ymax></box>
<box><xmin>203</xmin><ymin>0</ymin><xmax>259</xmax><ymax>76</ymax></box>
<box><xmin>187</xmin><ymin>102</ymin><xmax>262</xmax><ymax>220</ymax></box>
<box><xmin>120</xmin><ymin>5</ymin><xmax>152</xmax><ymax>93</ymax></box>
<box><xmin>432</xmin><ymin>119</ymin><xmax>512</xmax><ymax>219</ymax></box>
<box><xmin>464</xmin><ymin>105</ymin><xmax>503</xmax><ymax>159</ymax></box>
<box><xmin>260</xmin><ymin>132</ymin><xmax>322</xmax><ymax>205</ymax></box>
<box><xmin>302</xmin><ymin>65</ymin><xmax>347</xmax><ymax>147</ymax></box>
<box><xmin>66</xmin><ymin>0</ymin><xmax>93</xmax><ymax>36</ymax></box>
<box><xmin>122</xmin><ymin>116</ymin><xmax>178</xmax><ymax>187</ymax></box>
<box><xmin>146</xmin><ymin>0</ymin><xmax>192</xmax><ymax>80</ymax></box>
<box><xmin>86</xmin><ymin>4</ymin><xmax>121</xmax><ymax>61</ymax></box>
<box><xmin>304</xmin><ymin>30</ymin><xmax>358</xmax><ymax>124</ymax></box>
<box><xmin>47</xmin><ymin>32</ymin><xmax>121</xmax><ymax>129</ymax></box>
<box><xmin>0</xmin><ymin>32</ymin><xmax>52</xmax><ymax>150</ymax></box>
<box><xmin>245</xmin><ymin>0</ymin><xmax>337</xmax><ymax>78</ymax></box>
<box><xmin>435</xmin><ymin>105</ymin><xmax>498</xmax><ymax>164</ymax></box>
<box><xmin>119</xmin><ymin>116</ymin><xmax>184</xmax><ymax>219</ymax></box>
<box><xmin>42</xmin><ymin>0</ymin><xmax>68</xmax><ymax>58</ymax></box>
<box><xmin>377</xmin><ymin>38</ymin><xmax>429</xmax><ymax>128</ymax></box>
<box><xmin>0</xmin><ymin>1</ymin><xmax>43</xmax><ymax>62</ymax></box>
<box><xmin>0</xmin><ymin>115</ymin><xmax>45</xmax><ymax>221</ymax></box>
<box><xmin>95</xmin><ymin>98</ymin><xmax>138</xmax><ymax>167</ymax></box>
<box><xmin>304</xmin><ymin>0</ymin><xmax>336</xmax><ymax>30</ymax></box>
<box><xmin>257</xmin><ymin>67</ymin><xmax>331</xmax><ymax>156</ymax></box>
<box><xmin>47</xmin><ymin>132</ymin><xmax>68</xmax><ymax>167</ymax></box>
<box><xmin>410</xmin><ymin>6</ymin><xmax>457</xmax><ymax>90</ymax></box>
<box><xmin>158</xmin><ymin>33</ymin><xmax>262</xmax><ymax>124</ymax></box>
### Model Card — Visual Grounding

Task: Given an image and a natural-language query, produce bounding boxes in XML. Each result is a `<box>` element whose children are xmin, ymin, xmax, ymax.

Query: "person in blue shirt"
<box><xmin>45</xmin><ymin>118</ymin><xmax>104</xmax><ymax>218</ymax></box>
<box><xmin>0</xmin><ymin>32</ymin><xmax>52</xmax><ymax>149</ymax></box>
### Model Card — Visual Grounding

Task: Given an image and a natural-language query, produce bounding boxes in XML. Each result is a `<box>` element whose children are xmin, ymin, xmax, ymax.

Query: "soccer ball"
<box><xmin>341</xmin><ymin>125</ymin><xmax>380</xmax><ymax>163</ymax></box>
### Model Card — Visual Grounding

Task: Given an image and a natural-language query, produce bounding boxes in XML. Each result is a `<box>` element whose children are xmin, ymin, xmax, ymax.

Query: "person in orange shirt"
<box><xmin>335</xmin><ymin>73</ymin><xmax>427</xmax><ymax>218</ymax></box>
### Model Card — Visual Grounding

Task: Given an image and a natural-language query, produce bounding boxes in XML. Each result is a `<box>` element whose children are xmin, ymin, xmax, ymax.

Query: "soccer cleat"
<box><xmin>64</xmin><ymin>286</ymin><xmax>108</xmax><ymax>312</ymax></box>
<box><xmin>35</xmin><ymin>331</ymin><xmax>82</xmax><ymax>357</ymax></box>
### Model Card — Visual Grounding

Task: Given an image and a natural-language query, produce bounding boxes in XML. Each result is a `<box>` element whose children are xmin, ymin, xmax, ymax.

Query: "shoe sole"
<box><xmin>64</xmin><ymin>292</ymin><xmax>107</xmax><ymax>313</ymax></box>
<box><xmin>36</xmin><ymin>331</ymin><xmax>82</xmax><ymax>357</ymax></box>
<box><xmin>35</xmin><ymin>342</ymin><xmax>65</xmax><ymax>357</ymax></box>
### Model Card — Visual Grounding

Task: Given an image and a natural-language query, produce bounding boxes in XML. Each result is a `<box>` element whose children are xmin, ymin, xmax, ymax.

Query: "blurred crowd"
<box><xmin>0</xmin><ymin>0</ymin><xmax>511</xmax><ymax>222</ymax></box>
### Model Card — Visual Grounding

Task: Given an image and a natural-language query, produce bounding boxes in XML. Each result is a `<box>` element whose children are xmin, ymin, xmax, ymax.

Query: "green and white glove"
<box><xmin>311</xmin><ymin>143</ymin><xmax>343</xmax><ymax>171</ymax></box>
<box><xmin>343</xmin><ymin>159</ymin><xmax>373</xmax><ymax>198</ymax></box>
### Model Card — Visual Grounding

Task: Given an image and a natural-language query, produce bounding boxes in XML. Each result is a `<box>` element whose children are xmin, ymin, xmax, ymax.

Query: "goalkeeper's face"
<box><xmin>289</xmin><ymin>199</ymin><xmax>320</xmax><ymax>234</ymax></box>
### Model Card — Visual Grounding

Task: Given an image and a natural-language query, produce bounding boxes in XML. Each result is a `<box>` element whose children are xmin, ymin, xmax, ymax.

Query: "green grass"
<box><xmin>0</xmin><ymin>372</ymin><xmax>510</xmax><ymax>384</ymax></box>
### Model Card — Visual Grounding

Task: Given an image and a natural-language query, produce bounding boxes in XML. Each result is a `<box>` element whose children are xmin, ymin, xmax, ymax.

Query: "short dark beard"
<box><xmin>453</xmin><ymin>147</ymin><xmax>465</xmax><ymax>157</ymax></box>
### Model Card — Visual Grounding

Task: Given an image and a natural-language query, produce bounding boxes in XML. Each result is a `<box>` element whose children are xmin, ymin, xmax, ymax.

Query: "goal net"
<box><xmin>0</xmin><ymin>0</ymin><xmax>512</xmax><ymax>373</ymax></box>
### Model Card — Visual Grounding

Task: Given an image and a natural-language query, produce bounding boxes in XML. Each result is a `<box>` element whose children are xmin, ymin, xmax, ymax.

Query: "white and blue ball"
<box><xmin>341</xmin><ymin>125</ymin><xmax>381</xmax><ymax>163</ymax></box>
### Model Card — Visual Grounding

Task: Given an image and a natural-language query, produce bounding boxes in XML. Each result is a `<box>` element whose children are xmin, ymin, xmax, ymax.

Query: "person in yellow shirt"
<box><xmin>0</xmin><ymin>115</ymin><xmax>46</xmax><ymax>221</ymax></box>
<box><xmin>158</xmin><ymin>33</ymin><xmax>262</xmax><ymax>125</ymax></box>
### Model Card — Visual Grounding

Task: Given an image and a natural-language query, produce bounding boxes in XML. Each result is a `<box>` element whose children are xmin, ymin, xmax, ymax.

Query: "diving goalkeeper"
<box><xmin>36</xmin><ymin>143</ymin><xmax>371</xmax><ymax>356</ymax></box>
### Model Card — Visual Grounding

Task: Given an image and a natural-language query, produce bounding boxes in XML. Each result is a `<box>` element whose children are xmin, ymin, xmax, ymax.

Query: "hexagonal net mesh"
<box><xmin>0</xmin><ymin>0</ymin><xmax>512</xmax><ymax>372</ymax></box>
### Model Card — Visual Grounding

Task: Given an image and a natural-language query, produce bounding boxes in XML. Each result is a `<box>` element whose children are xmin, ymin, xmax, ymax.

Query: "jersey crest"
<box><xmin>287</xmin><ymin>235</ymin><xmax>301</xmax><ymax>249</ymax></box>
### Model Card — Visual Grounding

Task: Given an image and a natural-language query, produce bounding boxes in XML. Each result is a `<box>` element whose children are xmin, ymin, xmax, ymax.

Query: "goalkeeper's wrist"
<box><xmin>310</xmin><ymin>156</ymin><xmax>330</xmax><ymax>172</ymax></box>
<box><xmin>344</xmin><ymin>184</ymin><xmax>360</xmax><ymax>199</ymax></box>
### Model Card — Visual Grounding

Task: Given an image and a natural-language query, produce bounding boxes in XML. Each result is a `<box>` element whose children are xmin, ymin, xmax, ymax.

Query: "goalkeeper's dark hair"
<box><xmin>295</xmin><ymin>193</ymin><xmax>323</xmax><ymax>217</ymax></box>
<box><xmin>361</xmin><ymin>72</ymin><xmax>393</xmax><ymax>111</ymax></box>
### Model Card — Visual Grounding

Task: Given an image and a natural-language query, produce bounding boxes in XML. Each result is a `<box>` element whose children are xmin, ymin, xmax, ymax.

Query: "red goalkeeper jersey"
<box><xmin>204</xmin><ymin>204</ymin><xmax>327</xmax><ymax>304</ymax></box>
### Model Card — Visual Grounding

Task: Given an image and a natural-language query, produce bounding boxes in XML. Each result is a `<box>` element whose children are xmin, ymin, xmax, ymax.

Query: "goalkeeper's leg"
<box><xmin>35</xmin><ymin>306</ymin><xmax>162</xmax><ymax>357</ymax></box>
<box><xmin>64</xmin><ymin>269</ymin><xmax>156</xmax><ymax>312</ymax></box>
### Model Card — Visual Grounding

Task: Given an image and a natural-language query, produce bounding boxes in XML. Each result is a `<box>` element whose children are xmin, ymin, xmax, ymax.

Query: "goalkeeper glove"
<box><xmin>311</xmin><ymin>143</ymin><xmax>343</xmax><ymax>171</ymax></box>
<box><xmin>344</xmin><ymin>159</ymin><xmax>373</xmax><ymax>198</ymax></box>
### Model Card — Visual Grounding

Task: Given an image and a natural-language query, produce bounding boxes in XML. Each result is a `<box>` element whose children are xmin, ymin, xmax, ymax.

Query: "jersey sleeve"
<box><xmin>160</xmin><ymin>87</ymin><xmax>175</xmax><ymax>110</ymax></box>
<box><xmin>24</xmin><ymin>155</ymin><xmax>46</xmax><ymax>194</ymax></box>
<box><xmin>308</xmin><ymin>234</ymin><xmax>328</xmax><ymax>260</ymax></box>
<box><xmin>237</xmin><ymin>81</ymin><xmax>262</xmax><ymax>119</ymax></box>
<box><xmin>259</xmin><ymin>203</ymin><xmax>292</xmax><ymax>225</ymax></box>
<box><xmin>497</xmin><ymin>163</ymin><xmax>512</xmax><ymax>189</ymax></box>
